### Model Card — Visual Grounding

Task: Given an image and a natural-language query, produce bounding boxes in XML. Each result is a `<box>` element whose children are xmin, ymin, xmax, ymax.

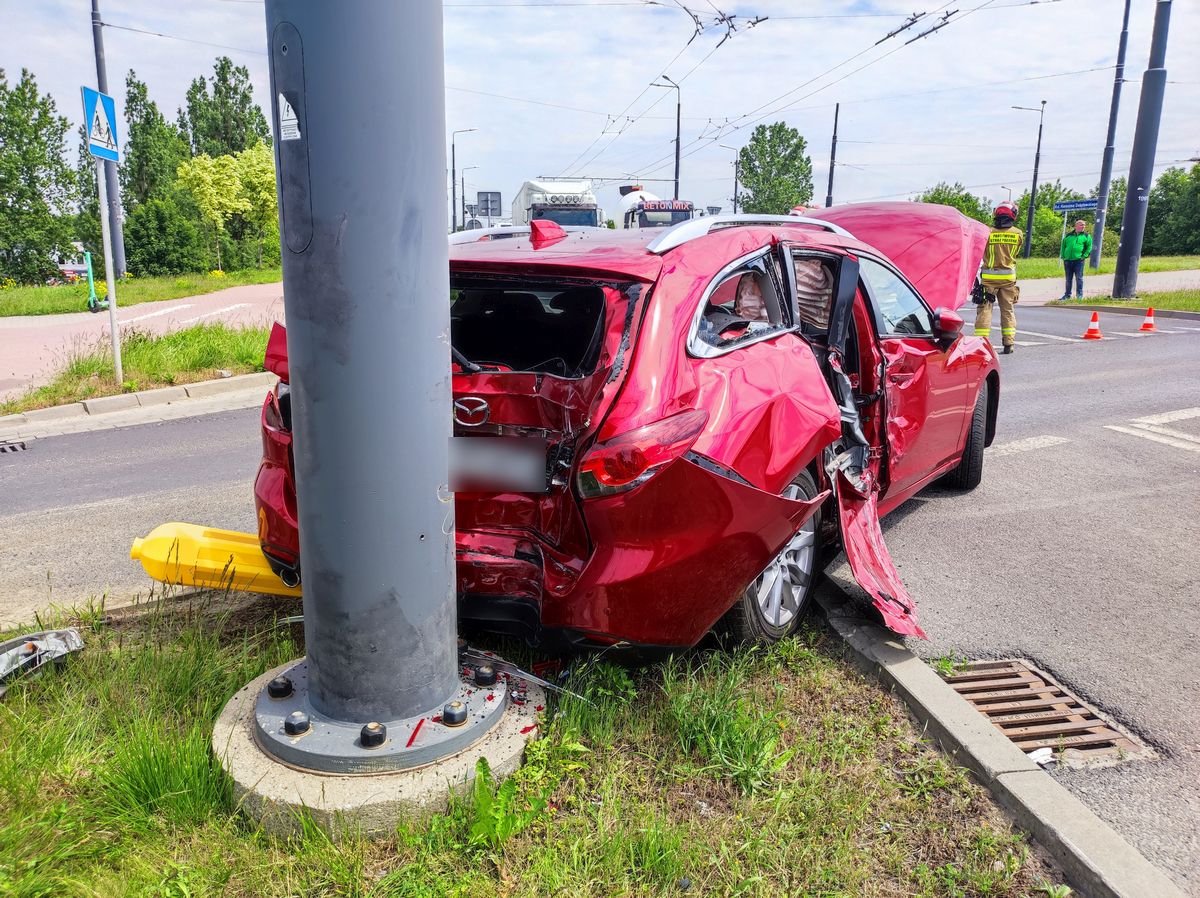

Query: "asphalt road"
<box><xmin>1</xmin><ymin>303</ymin><xmax>1197</xmax><ymax>891</ymax></box>
<box><xmin>869</xmin><ymin>305</ymin><xmax>1200</xmax><ymax>893</ymax></box>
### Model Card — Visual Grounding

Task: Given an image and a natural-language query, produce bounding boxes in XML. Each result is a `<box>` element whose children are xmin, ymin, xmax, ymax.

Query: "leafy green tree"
<box><xmin>736</xmin><ymin>122</ymin><xmax>813</xmax><ymax>215</ymax></box>
<box><xmin>121</xmin><ymin>70</ymin><xmax>189</xmax><ymax>206</ymax></box>
<box><xmin>176</xmin><ymin>153</ymin><xmax>250</xmax><ymax>270</ymax></box>
<box><xmin>177</xmin><ymin>57</ymin><xmax>270</xmax><ymax>157</ymax></box>
<box><xmin>915</xmin><ymin>182</ymin><xmax>991</xmax><ymax>223</ymax></box>
<box><xmin>1144</xmin><ymin>165</ymin><xmax>1200</xmax><ymax>255</ymax></box>
<box><xmin>125</xmin><ymin>192</ymin><xmax>209</xmax><ymax>275</ymax></box>
<box><xmin>1018</xmin><ymin>179</ymin><xmax>1085</xmax><ymax>214</ymax></box>
<box><xmin>233</xmin><ymin>141</ymin><xmax>278</xmax><ymax>267</ymax></box>
<box><xmin>0</xmin><ymin>68</ymin><xmax>76</xmax><ymax>283</ymax></box>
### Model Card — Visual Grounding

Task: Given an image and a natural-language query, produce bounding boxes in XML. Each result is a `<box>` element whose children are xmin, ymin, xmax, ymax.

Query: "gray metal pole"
<box><xmin>733</xmin><ymin>159</ymin><xmax>739</xmax><ymax>214</ymax></box>
<box><xmin>1091</xmin><ymin>0</ymin><xmax>1131</xmax><ymax>269</ymax></box>
<box><xmin>1022</xmin><ymin>101</ymin><xmax>1046</xmax><ymax>259</ymax></box>
<box><xmin>91</xmin><ymin>0</ymin><xmax>126</xmax><ymax>278</ymax></box>
<box><xmin>825</xmin><ymin>102</ymin><xmax>839</xmax><ymax>208</ymax></box>
<box><xmin>673</xmin><ymin>89</ymin><xmax>681</xmax><ymax>201</ymax></box>
<box><xmin>95</xmin><ymin>159</ymin><xmax>123</xmax><ymax>384</ymax></box>
<box><xmin>264</xmin><ymin>0</ymin><xmax>458</xmax><ymax>722</ymax></box>
<box><xmin>450</xmin><ymin>139</ymin><xmax>457</xmax><ymax>232</ymax></box>
<box><xmin>1114</xmin><ymin>0</ymin><xmax>1172</xmax><ymax>298</ymax></box>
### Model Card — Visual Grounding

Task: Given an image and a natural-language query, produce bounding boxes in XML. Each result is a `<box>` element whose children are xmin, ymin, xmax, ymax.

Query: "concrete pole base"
<box><xmin>213</xmin><ymin>661</ymin><xmax>546</xmax><ymax>839</ymax></box>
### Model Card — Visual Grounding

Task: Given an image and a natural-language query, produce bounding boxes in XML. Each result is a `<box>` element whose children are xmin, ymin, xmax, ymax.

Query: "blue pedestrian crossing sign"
<box><xmin>81</xmin><ymin>86</ymin><xmax>119</xmax><ymax>162</ymax></box>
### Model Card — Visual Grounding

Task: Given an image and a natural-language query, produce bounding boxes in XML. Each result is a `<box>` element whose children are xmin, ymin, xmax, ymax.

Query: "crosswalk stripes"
<box><xmin>1104</xmin><ymin>407</ymin><xmax>1200</xmax><ymax>455</ymax></box>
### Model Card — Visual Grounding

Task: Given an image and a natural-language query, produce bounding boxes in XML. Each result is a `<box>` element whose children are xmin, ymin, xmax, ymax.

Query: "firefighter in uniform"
<box><xmin>975</xmin><ymin>202</ymin><xmax>1023</xmax><ymax>354</ymax></box>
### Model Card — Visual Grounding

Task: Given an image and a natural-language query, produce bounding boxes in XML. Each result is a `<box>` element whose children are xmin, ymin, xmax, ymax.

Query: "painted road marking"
<box><xmin>990</xmin><ymin>435</ymin><xmax>1071</xmax><ymax>458</ymax></box>
<box><xmin>1016</xmin><ymin>329</ymin><xmax>1082</xmax><ymax>343</ymax></box>
<box><xmin>1133</xmin><ymin>407</ymin><xmax>1200</xmax><ymax>426</ymax></box>
<box><xmin>124</xmin><ymin>304</ymin><xmax>194</xmax><ymax>323</ymax></box>
<box><xmin>1105</xmin><ymin>425</ymin><xmax>1200</xmax><ymax>454</ymax></box>
<box><xmin>178</xmin><ymin>303</ymin><xmax>250</xmax><ymax>325</ymax></box>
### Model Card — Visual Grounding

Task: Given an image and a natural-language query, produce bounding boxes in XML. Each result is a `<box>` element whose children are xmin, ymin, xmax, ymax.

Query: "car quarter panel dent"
<box><xmin>547</xmin><ymin>456</ymin><xmax>827</xmax><ymax>645</ymax></box>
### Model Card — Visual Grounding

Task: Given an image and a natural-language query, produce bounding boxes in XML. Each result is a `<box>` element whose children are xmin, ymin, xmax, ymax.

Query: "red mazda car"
<box><xmin>255</xmin><ymin>202</ymin><xmax>998</xmax><ymax>650</ymax></box>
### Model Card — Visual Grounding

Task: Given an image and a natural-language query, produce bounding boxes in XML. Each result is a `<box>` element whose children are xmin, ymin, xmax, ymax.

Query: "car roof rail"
<box><xmin>449</xmin><ymin>224</ymin><xmax>593</xmax><ymax>245</ymax></box>
<box><xmin>645</xmin><ymin>214</ymin><xmax>855</xmax><ymax>255</ymax></box>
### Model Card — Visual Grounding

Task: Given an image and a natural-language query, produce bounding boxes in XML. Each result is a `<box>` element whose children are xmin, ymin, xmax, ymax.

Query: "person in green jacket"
<box><xmin>1060</xmin><ymin>220</ymin><xmax>1093</xmax><ymax>299</ymax></box>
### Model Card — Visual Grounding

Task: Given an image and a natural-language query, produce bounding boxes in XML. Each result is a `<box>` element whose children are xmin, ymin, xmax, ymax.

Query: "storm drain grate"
<box><xmin>0</xmin><ymin>440</ymin><xmax>27</xmax><ymax>453</ymax></box>
<box><xmin>940</xmin><ymin>659</ymin><xmax>1147</xmax><ymax>765</ymax></box>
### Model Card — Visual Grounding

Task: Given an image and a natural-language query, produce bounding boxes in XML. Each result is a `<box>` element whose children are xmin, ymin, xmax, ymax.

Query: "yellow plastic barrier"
<box><xmin>131</xmin><ymin>522</ymin><xmax>301</xmax><ymax>598</ymax></box>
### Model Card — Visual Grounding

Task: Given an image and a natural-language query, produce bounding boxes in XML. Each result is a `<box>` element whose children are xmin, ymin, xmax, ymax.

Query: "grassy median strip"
<box><xmin>1049</xmin><ymin>288</ymin><xmax>1200</xmax><ymax>313</ymax></box>
<box><xmin>0</xmin><ymin>591</ymin><xmax>1067</xmax><ymax>896</ymax></box>
<box><xmin>0</xmin><ymin>323</ymin><xmax>270</xmax><ymax>415</ymax></box>
<box><xmin>0</xmin><ymin>268</ymin><xmax>282</xmax><ymax>317</ymax></box>
<box><xmin>1017</xmin><ymin>255</ymin><xmax>1199</xmax><ymax>281</ymax></box>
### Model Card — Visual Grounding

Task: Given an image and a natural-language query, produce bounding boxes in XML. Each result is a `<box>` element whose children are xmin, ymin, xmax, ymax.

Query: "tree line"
<box><xmin>917</xmin><ymin>169</ymin><xmax>1200</xmax><ymax>257</ymax></box>
<box><xmin>1</xmin><ymin>57</ymin><xmax>276</xmax><ymax>284</ymax></box>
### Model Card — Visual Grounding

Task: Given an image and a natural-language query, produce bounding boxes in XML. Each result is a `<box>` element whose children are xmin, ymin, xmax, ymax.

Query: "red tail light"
<box><xmin>576</xmin><ymin>409</ymin><xmax>708</xmax><ymax>498</ymax></box>
<box><xmin>264</xmin><ymin>322</ymin><xmax>289</xmax><ymax>383</ymax></box>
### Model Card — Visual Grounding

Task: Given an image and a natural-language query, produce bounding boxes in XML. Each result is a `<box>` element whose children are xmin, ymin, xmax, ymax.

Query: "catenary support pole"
<box><xmin>94</xmin><ymin>159</ymin><xmax>122</xmax><ymax>384</ymax></box>
<box><xmin>1091</xmin><ymin>0</ymin><xmax>1131</xmax><ymax>269</ymax></box>
<box><xmin>1114</xmin><ymin>0</ymin><xmax>1172</xmax><ymax>298</ymax></box>
<box><xmin>826</xmin><ymin>102</ymin><xmax>839</xmax><ymax>208</ymax></box>
<box><xmin>1021</xmin><ymin>101</ymin><xmax>1046</xmax><ymax>259</ymax></box>
<box><xmin>91</xmin><ymin>0</ymin><xmax>126</xmax><ymax>278</ymax></box>
<box><xmin>264</xmin><ymin>0</ymin><xmax>459</xmax><ymax>728</ymax></box>
<box><xmin>733</xmin><ymin>158</ymin><xmax>739</xmax><ymax>214</ymax></box>
<box><xmin>450</xmin><ymin>140</ymin><xmax>457</xmax><ymax>233</ymax></box>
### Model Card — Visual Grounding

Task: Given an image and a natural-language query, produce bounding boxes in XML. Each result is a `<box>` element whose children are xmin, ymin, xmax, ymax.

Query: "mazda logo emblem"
<box><xmin>453</xmin><ymin>397</ymin><xmax>490</xmax><ymax>427</ymax></box>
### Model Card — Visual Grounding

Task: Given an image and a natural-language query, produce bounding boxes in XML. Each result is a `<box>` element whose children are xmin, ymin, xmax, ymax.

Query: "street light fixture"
<box><xmin>1012</xmin><ymin>101</ymin><xmax>1046</xmax><ymax>258</ymax></box>
<box><xmin>651</xmin><ymin>75</ymin><xmax>681</xmax><ymax>200</ymax></box>
<box><xmin>719</xmin><ymin>144</ymin><xmax>740</xmax><ymax>214</ymax></box>
<box><xmin>1000</xmin><ymin>185</ymin><xmax>1015</xmax><ymax>202</ymax></box>
<box><xmin>450</xmin><ymin>127</ymin><xmax>477</xmax><ymax>232</ymax></box>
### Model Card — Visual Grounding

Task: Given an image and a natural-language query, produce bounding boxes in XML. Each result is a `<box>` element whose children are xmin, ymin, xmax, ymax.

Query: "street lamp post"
<box><xmin>652</xmin><ymin>75</ymin><xmax>681</xmax><ymax>200</ymax></box>
<box><xmin>450</xmin><ymin>127</ymin><xmax>476</xmax><ymax>232</ymax></box>
<box><xmin>719</xmin><ymin>144</ymin><xmax>739</xmax><ymax>214</ymax></box>
<box><xmin>1013</xmin><ymin>101</ymin><xmax>1046</xmax><ymax>258</ymax></box>
<box><xmin>461</xmin><ymin>165</ymin><xmax>477</xmax><ymax>226</ymax></box>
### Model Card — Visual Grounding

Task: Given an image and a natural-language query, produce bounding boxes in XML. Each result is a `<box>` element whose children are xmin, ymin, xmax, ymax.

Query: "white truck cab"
<box><xmin>511</xmin><ymin>179</ymin><xmax>602</xmax><ymax>227</ymax></box>
<box><xmin>617</xmin><ymin>186</ymin><xmax>695</xmax><ymax>229</ymax></box>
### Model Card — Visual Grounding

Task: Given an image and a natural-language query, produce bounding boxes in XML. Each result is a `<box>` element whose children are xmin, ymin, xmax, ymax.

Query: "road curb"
<box><xmin>816</xmin><ymin>583</ymin><xmax>1187</xmax><ymax>898</ymax></box>
<box><xmin>1044</xmin><ymin>304</ymin><xmax>1200</xmax><ymax>321</ymax></box>
<box><xmin>0</xmin><ymin>372</ymin><xmax>275</xmax><ymax>440</ymax></box>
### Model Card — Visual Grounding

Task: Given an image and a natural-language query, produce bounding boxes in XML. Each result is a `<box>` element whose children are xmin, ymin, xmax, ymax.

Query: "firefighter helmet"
<box><xmin>994</xmin><ymin>202</ymin><xmax>1018</xmax><ymax>220</ymax></box>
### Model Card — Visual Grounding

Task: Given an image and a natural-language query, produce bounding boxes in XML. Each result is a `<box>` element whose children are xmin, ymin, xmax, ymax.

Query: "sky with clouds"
<box><xmin>3</xmin><ymin>0</ymin><xmax>1197</xmax><ymax>221</ymax></box>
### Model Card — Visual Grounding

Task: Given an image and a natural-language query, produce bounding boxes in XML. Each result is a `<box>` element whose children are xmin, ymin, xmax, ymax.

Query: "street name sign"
<box><xmin>1052</xmin><ymin>199</ymin><xmax>1099</xmax><ymax>212</ymax></box>
<box><xmin>81</xmin><ymin>86</ymin><xmax>119</xmax><ymax>162</ymax></box>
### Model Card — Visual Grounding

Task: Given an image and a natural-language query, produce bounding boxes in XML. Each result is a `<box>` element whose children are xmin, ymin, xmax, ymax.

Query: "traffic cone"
<box><xmin>1139</xmin><ymin>308</ymin><xmax>1157</xmax><ymax>333</ymax></box>
<box><xmin>1081</xmin><ymin>312</ymin><xmax>1104</xmax><ymax>340</ymax></box>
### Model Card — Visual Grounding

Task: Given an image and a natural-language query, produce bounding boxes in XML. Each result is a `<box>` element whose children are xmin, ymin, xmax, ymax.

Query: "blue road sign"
<box><xmin>81</xmin><ymin>86</ymin><xmax>119</xmax><ymax>162</ymax></box>
<box><xmin>1052</xmin><ymin>199</ymin><xmax>1099</xmax><ymax>212</ymax></box>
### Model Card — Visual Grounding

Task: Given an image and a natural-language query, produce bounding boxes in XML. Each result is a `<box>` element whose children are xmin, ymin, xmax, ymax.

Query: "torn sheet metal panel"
<box><xmin>835</xmin><ymin>471</ymin><xmax>926</xmax><ymax>639</ymax></box>
<box><xmin>0</xmin><ymin>628</ymin><xmax>84</xmax><ymax>697</ymax></box>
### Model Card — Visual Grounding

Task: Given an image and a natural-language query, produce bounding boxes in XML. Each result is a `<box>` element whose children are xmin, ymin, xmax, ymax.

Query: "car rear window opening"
<box><xmin>451</xmin><ymin>277</ymin><xmax>608</xmax><ymax>378</ymax></box>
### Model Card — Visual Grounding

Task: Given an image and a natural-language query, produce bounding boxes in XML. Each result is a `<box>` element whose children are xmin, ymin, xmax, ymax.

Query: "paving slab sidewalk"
<box><xmin>0</xmin><ymin>281</ymin><xmax>284</xmax><ymax>400</ymax></box>
<box><xmin>1019</xmin><ymin>268</ymin><xmax>1200</xmax><ymax>306</ymax></box>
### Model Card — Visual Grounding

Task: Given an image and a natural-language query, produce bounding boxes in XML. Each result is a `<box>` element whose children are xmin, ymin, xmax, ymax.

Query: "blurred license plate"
<box><xmin>449</xmin><ymin>436</ymin><xmax>549</xmax><ymax>493</ymax></box>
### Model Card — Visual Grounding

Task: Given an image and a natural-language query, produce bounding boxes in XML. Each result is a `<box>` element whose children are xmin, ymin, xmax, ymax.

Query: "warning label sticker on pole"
<box><xmin>81</xmin><ymin>86</ymin><xmax>119</xmax><ymax>162</ymax></box>
<box><xmin>279</xmin><ymin>94</ymin><xmax>301</xmax><ymax>141</ymax></box>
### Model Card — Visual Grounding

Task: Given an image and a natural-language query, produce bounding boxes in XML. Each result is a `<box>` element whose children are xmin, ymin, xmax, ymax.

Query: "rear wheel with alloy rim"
<box><xmin>723</xmin><ymin>469</ymin><xmax>822</xmax><ymax>644</ymax></box>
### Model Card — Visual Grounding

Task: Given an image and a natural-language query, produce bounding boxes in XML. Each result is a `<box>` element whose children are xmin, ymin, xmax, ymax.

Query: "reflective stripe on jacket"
<box><xmin>982</xmin><ymin>226</ymin><xmax>1023</xmax><ymax>285</ymax></box>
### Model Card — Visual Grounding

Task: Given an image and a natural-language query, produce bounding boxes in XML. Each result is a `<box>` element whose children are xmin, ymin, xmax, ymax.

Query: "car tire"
<box><xmin>943</xmin><ymin>381</ymin><xmax>988</xmax><ymax>491</ymax></box>
<box><xmin>722</xmin><ymin>469</ymin><xmax>822</xmax><ymax>644</ymax></box>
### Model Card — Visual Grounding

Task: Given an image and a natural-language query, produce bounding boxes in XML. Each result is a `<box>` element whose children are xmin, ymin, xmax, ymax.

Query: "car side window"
<box><xmin>860</xmin><ymin>257</ymin><xmax>934</xmax><ymax>337</ymax></box>
<box><xmin>695</xmin><ymin>254</ymin><xmax>790</xmax><ymax>350</ymax></box>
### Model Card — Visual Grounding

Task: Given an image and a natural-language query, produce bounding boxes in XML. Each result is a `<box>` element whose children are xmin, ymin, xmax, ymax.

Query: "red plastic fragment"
<box><xmin>520</xmin><ymin>725</ymin><xmax>538</xmax><ymax>735</ymax></box>
<box><xmin>405</xmin><ymin>717</ymin><xmax>426</xmax><ymax>748</ymax></box>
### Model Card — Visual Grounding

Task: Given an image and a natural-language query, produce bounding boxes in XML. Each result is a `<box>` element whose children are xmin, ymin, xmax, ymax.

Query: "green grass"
<box><xmin>1018</xmin><ymin>254</ymin><xmax>1200</xmax><ymax>280</ymax></box>
<box><xmin>1</xmin><ymin>323</ymin><xmax>271</xmax><ymax>415</ymax></box>
<box><xmin>1050</xmin><ymin>288</ymin><xmax>1200</xmax><ymax>313</ymax></box>
<box><xmin>0</xmin><ymin>268</ymin><xmax>281</xmax><ymax>317</ymax></box>
<box><xmin>0</xmin><ymin>592</ymin><xmax>1067</xmax><ymax>897</ymax></box>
